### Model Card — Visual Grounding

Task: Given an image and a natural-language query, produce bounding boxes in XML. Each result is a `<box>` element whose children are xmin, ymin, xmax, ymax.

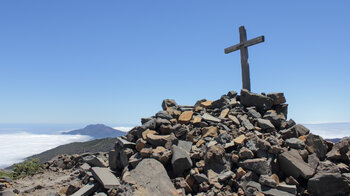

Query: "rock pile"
<box><xmin>7</xmin><ymin>90</ymin><xmax>350</xmax><ymax>196</ymax></box>
<box><xmin>106</xmin><ymin>89</ymin><xmax>349</xmax><ymax>196</ymax></box>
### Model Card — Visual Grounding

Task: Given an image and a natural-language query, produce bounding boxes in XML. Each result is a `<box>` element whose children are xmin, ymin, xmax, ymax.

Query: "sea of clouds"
<box><xmin>304</xmin><ymin>123</ymin><xmax>350</xmax><ymax>139</ymax></box>
<box><xmin>0</xmin><ymin>124</ymin><xmax>348</xmax><ymax>169</ymax></box>
<box><xmin>0</xmin><ymin>126</ymin><xmax>133</xmax><ymax>169</ymax></box>
<box><xmin>0</xmin><ymin>132</ymin><xmax>91</xmax><ymax>168</ymax></box>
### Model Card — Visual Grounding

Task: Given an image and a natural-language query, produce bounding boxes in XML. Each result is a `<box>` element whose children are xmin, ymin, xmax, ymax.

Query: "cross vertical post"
<box><xmin>239</xmin><ymin>26</ymin><xmax>251</xmax><ymax>91</ymax></box>
<box><xmin>224</xmin><ymin>26</ymin><xmax>264</xmax><ymax>91</ymax></box>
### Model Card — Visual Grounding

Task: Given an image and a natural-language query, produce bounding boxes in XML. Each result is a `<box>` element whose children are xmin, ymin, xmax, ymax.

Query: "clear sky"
<box><xmin>0</xmin><ymin>1</ymin><xmax>349</xmax><ymax>125</ymax></box>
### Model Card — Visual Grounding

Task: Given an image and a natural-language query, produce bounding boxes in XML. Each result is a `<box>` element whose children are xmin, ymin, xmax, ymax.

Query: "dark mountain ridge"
<box><xmin>62</xmin><ymin>124</ymin><xmax>125</xmax><ymax>139</ymax></box>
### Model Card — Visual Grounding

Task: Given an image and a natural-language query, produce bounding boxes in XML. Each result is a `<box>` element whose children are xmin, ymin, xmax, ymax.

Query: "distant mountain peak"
<box><xmin>62</xmin><ymin>124</ymin><xmax>125</xmax><ymax>139</ymax></box>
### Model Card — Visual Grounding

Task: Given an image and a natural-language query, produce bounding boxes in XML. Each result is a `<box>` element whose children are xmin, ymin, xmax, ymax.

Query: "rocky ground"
<box><xmin>2</xmin><ymin>90</ymin><xmax>350</xmax><ymax>196</ymax></box>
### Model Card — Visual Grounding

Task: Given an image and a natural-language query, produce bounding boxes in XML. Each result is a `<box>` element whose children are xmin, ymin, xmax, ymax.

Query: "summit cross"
<box><xmin>224</xmin><ymin>26</ymin><xmax>264</xmax><ymax>91</ymax></box>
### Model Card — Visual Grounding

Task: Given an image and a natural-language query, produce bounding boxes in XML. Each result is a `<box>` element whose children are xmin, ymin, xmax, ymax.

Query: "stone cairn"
<box><xmin>46</xmin><ymin>90</ymin><xmax>350</xmax><ymax>196</ymax></box>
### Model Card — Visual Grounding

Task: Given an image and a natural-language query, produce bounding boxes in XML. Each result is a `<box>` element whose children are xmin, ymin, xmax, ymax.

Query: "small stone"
<box><xmin>207</xmin><ymin>169</ymin><xmax>222</xmax><ymax>189</ymax></box>
<box><xmin>178</xmin><ymin>111</ymin><xmax>194</xmax><ymax>124</ymax></box>
<box><xmin>142</xmin><ymin>129</ymin><xmax>157</xmax><ymax>140</ymax></box>
<box><xmin>285</xmin><ymin>176</ymin><xmax>299</xmax><ymax>186</ymax></box>
<box><xmin>202</xmin><ymin>113</ymin><xmax>221</xmax><ymax>123</ymax></box>
<box><xmin>193</xmin><ymin>116</ymin><xmax>202</xmax><ymax>124</ymax></box>
<box><xmin>218</xmin><ymin>170</ymin><xmax>234</xmax><ymax>182</ymax></box>
<box><xmin>196</xmin><ymin>139</ymin><xmax>206</xmax><ymax>147</ymax></box>
<box><xmin>239</xmin><ymin>147</ymin><xmax>254</xmax><ymax>159</ymax></box>
<box><xmin>232</xmin><ymin>154</ymin><xmax>239</xmax><ymax>164</ymax></box>
<box><xmin>194</xmin><ymin>173</ymin><xmax>209</xmax><ymax>184</ymax></box>
<box><xmin>277</xmin><ymin>184</ymin><xmax>297</xmax><ymax>195</ymax></box>
<box><xmin>236</xmin><ymin>167</ymin><xmax>246</xmax><ymax>179</ymax></box>
<box><xmin>202</xmin><ymin>126</ymin><xmax>218</xmax><ymax>137</ymax></box>
<box><xmin>200</xmin><ymin>100</ymin><xmax>213</xmax><ymax>107</ymax></box>
<box><xmin>259</xmin><ymin>175</ymin><xmax>277</xmax><ymax>187</ymax></box>
<box><xmin>270</xmin><ymin>174</ymin><xmax>280</xmax><ymax>185</ymax></box>
<box><xmin>162</xmin><ymin>99</ymin><xmax>178</xmax><ymax>110</ymax></box>
<box><xmin>155</xmin><ymin>110</ymin><xmax>172</xmax><ymax>120</ymax></box>
<box><xmin>267</xmin><ymin>93</ymin><xmax>286</xmax><ymax>105</ymax></box>
<box><xmin>247</xmin><ymin>107</ymin><xmax>262</xmax><ymax>118</ymax></box>
<box><xmin>146</xmin><ymin>133</ymin><xmax>176</xmax><ymax>148</ymax></box>
<box><xmin>242</xmin><ymin>119</ymin><xmax>255</xmax><ymax>131</ymax></box>
<box><xmin>219</xmin><ymin>108</ymin><xmax>230</xmax><ymax>118</ymax></box>
<box><xmin>239</xmin><ymin>158</ymin><xmax>270</xmax><ymax>175</ymax></box>
<box><xmin>257</xmin><ymin>118</ymin><xmax>275</xmax><ymax>130</ymax></box>
<box><xmin>285</xmin><ymin>138</ymin><xmax>305</xmax><ymax>149</ymax></box>
<box><xmin>234</xmin><ymin>134</ymin><xmax>247</xmax><ymax>145</ymax></box>
<box><xmin>135</xmin><ymin>138</ymin><xmax>147</xmax><ymax>152</ymax></box>
<box><xmin>153</xmin><ymin>146</ymin><xmax>166</xmax><ymax>154</ymax></box>
<box><xmin>84</xmin><ymin>156</ymin><xmax>107</xmax><ymax>167</ymax></box>
<box><xmin>228</xmin><ymin>115</ymin><xmax>240</xmax><ymax>125</ymax></box>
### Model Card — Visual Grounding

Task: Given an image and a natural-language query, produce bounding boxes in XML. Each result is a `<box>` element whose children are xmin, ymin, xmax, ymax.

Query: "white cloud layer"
<box><xmin>113</xmin><ymin>127</ymin><xmax>133</xmax><ymax>132</ymax></box>
<box><xmin>304</xmin><ymin>123</ymin><xmax>350</xmax><ymax>139</ymax></box>
<box><xmin>0</xmin><ymin>132</ymin><xmax>91</xmax><ymax>169</ymax></box>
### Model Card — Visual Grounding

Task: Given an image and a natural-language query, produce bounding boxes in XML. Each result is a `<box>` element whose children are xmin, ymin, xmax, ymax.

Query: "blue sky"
<box><xmin>0</xmin><ymin>1</ymin><xmax>349</xmax><ymax>125</ymax></box>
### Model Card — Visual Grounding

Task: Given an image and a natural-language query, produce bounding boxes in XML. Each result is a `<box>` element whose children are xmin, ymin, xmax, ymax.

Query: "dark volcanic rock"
<box><xmin>171</xmin><ymin>145</ymin><xmax>193</xmax><ymax>175</ymax></box>
<box><xmin>308</xmin><ymin>173</ymin><xmax>350</xmax><ymax>196</ymax></box>
<box><xmin>240</xmin><ymin>89</ymin><xmax>274</xmax><ymax>111</ymax></box>
<box><xmin>278</xmin><ymin>150</ymin><xmax>315</xmax><ymax>179</ymax></box>
<box><xmin>123</xmin><ymin>158</ymin><xmax>177</xmax><ymax>196</ymax></box>
<box><xmin>239</xmin><ymin>158</ymin><xmax>270</xmax><ymax>175</ymax></box>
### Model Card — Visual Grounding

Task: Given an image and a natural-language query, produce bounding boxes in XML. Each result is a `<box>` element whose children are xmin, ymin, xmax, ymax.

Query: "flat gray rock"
<box><xmin>71</xmin><ymin>183</ymin><xmax>98</xmax><ymax>196</ymax></box>
<box><xmin>91</xmin><ymin>167</ymin><xmax>120</xmax><ymax>189</ymax></box>
<box><xmin>202</xmin><ymin>113</ymin><xmax>221</xmax><ymax>123</ymax></box>
<box><xmin>123</xmin><ymin>158</ymin><xmax>177</xmax><ymax>196</ymax></box>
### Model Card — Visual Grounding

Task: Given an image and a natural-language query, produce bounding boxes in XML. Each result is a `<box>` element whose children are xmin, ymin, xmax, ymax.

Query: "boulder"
<box><xmin>308</xmin><ymin>173</ymin><xmax>350</xmax><ymax>196</ymax></box>
<box><xmin>171</xmin><ymin>145</ymin><xmax>193</xmax><ymax>175</ymax></box>
<box><xmin>240</xmin><ymin>89</ymin><xmax>274</xmax><ymax>111</ymax></box>
<box><xmin>267</xmin><ymin>92</ymin><xmax>286</xmax><ymax>105</ymax></box>
<box><xmin>239</xmin><ymin>158</ymin><xmax>270</xmax><ymax>175</ymax></box>
<box><xmin>306</xmin><ymin>133</ymin><xmax>328</xmax><ymax>160</ymax></box>
<box><xmin>278</xmin><ymin>150</ymin><xmax>315</xmax><ymax>179</ymax></box>
<box><xmin>123</xmin><ymin>158</ymin><xmax>178</xmax><ymax>196</ymax></box>
<box><xmin>285</xmin><ymin>138</ymin><xmax>305</xmax><ymax>149</ymax></box>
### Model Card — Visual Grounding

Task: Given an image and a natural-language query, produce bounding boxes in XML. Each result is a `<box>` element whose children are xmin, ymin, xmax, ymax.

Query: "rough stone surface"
<box><xmin>308</xmin><ymin>173</ymin><xmax>350</xmax><ymax>196</ymax></box>
<box><xmin>285</xmin><ymin>138</ymin><xmax>305</xmax><ymax>149</ymax></box>
<box><xmin>124</xmin><ymin>158</ymin><xmax>177</xmax><ymax>196</ymax></box>
<box><xmin>240</xmin><ymin>89</ymin><xmax>274</xmax><ymax>111</ymax></box>
<box><xmin>91</xmin><ymin>167</ymin><xmax>121</xmax><ymax>189</ymax></box>
<box><xmin>239</xmin><ymin>158</ymin><xmax>270</xmax><ymax>175</ymax></box>
<box><xmin>171</xmin><ymin>145</ymin><xmax>193</xmax><ymax>175</ymax></box>
<box><xmin>278</xmin><ymin>150</ymin><xmax>315</xmax><ymax>179</ymax></box>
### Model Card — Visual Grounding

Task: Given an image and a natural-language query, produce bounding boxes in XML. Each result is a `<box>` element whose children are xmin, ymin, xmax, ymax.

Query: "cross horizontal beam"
<box><xmin>224</xmin><ymin>36</ymin><xmax>264</xmax><ymax>54</ymax></box>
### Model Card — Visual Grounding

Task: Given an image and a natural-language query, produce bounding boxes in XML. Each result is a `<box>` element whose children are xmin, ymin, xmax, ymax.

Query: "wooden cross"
<box><xmin>224</xmin><ymin>26</ymin><xmax>264</xmax><ymax>91</ymax></box>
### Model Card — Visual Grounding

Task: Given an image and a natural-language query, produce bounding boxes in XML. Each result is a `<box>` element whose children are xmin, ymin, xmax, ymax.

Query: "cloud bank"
<box><xmin>0</xmin><ymin>132</ymin><xmax>91</xmax><ymax>168</ymax></box>
<box><xmin>113</xmin><ymin>127</ymin><xmax>133</xmax><ymax>132</ymax></box>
